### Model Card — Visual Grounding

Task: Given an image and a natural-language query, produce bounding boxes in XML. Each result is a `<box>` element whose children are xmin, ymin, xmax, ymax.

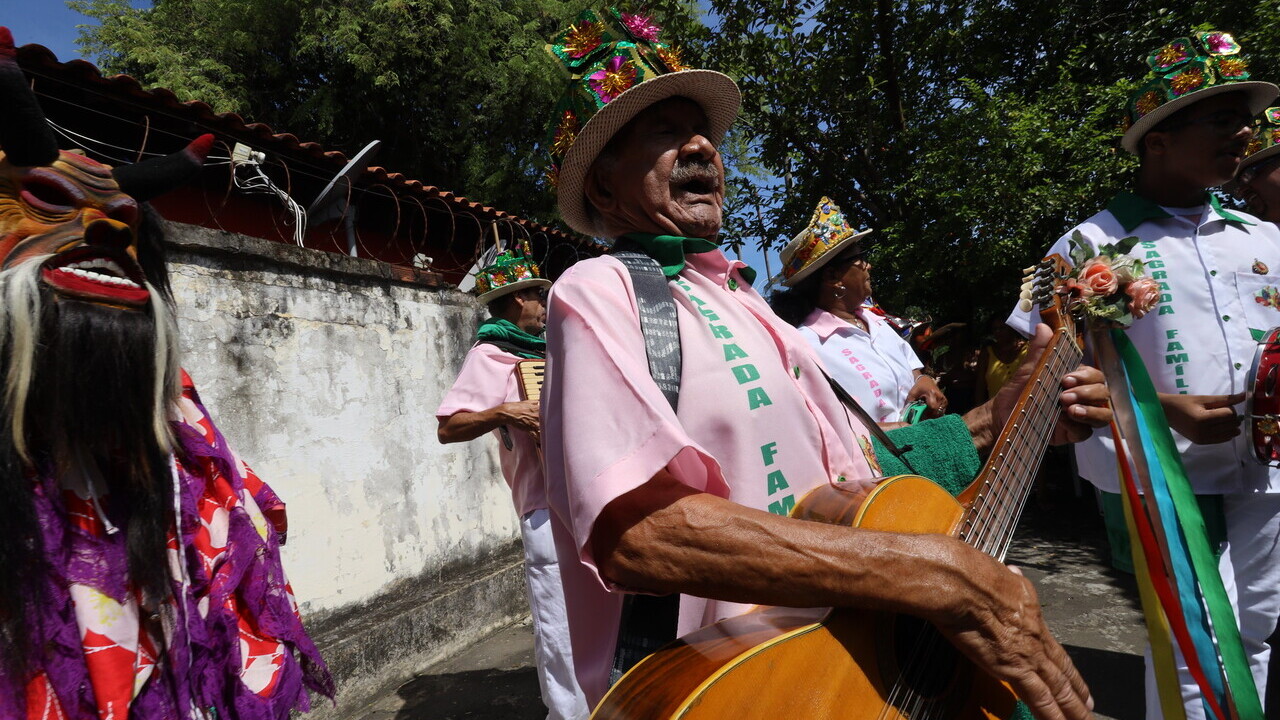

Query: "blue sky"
<box><xmin>7</xmin><ymin>0</ymin><xmax>107</xmax><ymax>61</ymax></box>
<box><xmin>6</xmin><ymin>1</ymin><xmax>781</xmax><ymax>280</ymax></box>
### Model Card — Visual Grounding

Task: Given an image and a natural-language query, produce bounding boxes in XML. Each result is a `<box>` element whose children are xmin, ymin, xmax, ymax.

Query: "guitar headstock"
<box><xmin>1017</xmin><ymin>254</ymin><xmax>1084</xmax><ymax>349</ymax></box>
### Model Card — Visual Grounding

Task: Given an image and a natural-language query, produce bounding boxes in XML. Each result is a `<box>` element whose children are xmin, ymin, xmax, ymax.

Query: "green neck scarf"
<box><xmin>475</xmin><ymin>317</ymin><xmax>546</xmax><ymax>359</ymax></box>
<box><xmin>621</xmin><ymin>232</ymin><xmax>757</xmax><ymax>285</ymax></box>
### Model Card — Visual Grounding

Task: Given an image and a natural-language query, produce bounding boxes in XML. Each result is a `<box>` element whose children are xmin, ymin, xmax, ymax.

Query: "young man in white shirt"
<box><xmin>1008</xmin><ymin>31</ymin><xmax>1280</xmax><ymax>719</ymax></box>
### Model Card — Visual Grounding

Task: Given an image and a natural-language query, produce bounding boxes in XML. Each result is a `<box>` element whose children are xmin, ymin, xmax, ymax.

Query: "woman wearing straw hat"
<box><xmin>771</xmin><ymin>197</ymin><xmax>946</xmax><ymax>424</ymax></box>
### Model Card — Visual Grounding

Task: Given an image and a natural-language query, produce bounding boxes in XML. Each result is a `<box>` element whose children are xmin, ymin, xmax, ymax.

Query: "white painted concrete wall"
<box><xmin>164</xmin><ymin>223</ymin><xmax>520</xmax><ymax>615</ymax></box>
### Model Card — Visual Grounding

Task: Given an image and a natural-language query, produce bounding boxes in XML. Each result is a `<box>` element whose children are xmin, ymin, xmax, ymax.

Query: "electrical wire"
<box><xmin>231</xmin><ymin>155</ymin><xmax>308</xmax><ymax>247</ymax></box>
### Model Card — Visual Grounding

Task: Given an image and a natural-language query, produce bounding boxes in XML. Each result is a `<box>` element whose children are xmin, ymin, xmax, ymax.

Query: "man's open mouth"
<box><xmin>41</xmin><ymin>246</ymin><xmax>150</xmax><ymax>306</ymax></box>
<box><xmin>677</xmin><ymin>178</ymin><xmax>718</xmax><ymax>195</ymax></box>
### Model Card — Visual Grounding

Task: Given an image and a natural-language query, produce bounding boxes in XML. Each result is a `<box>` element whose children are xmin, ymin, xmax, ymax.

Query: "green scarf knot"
<box><xmin>621</xmin><ymin>232</ymin><xmax>757</xmax><ymax>286</ymax></box>
<box><xmin>475</xmin><ymin>318</ymin><xmax>546</xmax><ymax>358</ymax></box>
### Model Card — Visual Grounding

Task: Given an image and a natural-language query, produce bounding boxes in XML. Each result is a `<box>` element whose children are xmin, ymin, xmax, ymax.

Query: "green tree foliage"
<box><xmin>70</xmin><ymin>0</ymin><xmax>695</xmax><ymax>222</ymax></box>
<box><xmin>703</xmin><ymin>0</ymin><xmax>1280</xmax><ymax>324</ymax></box>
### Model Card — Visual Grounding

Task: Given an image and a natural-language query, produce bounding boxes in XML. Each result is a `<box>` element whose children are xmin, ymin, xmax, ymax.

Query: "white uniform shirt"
<box><xmin>1008</xmin><ymin>191</ymin><xmax>1280</xmax><ymax>495</ymax></box>
<box><xmin>797</xmin><ymin>307</ymin><xmax>924</xmax><ymax>423</ymax></box>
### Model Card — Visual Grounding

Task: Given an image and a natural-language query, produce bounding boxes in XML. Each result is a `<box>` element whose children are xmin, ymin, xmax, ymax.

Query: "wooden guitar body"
<box><xmin>592</xmin><ymin>476</ymin><xmax>1017</xmax><ymax>720</ymax></box>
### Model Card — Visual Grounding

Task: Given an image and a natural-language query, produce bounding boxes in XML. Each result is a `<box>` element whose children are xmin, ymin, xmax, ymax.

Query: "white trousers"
<box><xmin>1144</xmin><ymin>493</ymin><xmax>1280</xmax><ymax>719</ymax></box>
<box><xmin>521</xmin><ymin>508</ymin><xmax>590</xmax><ymax>720</ymax></box>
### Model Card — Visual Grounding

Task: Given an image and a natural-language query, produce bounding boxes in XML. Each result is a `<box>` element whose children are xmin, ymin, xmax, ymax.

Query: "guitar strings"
<box><xmin>967</xmin><ymin>340</ymin><xmax>1075</xmax><ymax>554</ymax></box>
<box><xmin>974</xmin><ymin>341</ymin><xmax>1081</xmax><ymax>557</ymax></box>
<box><xmin>878</xmin><ymin>339</ymin><xmax>1079</xmax><ymax>719</ymax></box>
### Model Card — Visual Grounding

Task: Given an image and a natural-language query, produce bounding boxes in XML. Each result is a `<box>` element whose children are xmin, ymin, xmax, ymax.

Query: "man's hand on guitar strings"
<box><xmin>932</xmin><ymin>546</ymin><xmax>1095</xmax><ymax>720</ymax></box>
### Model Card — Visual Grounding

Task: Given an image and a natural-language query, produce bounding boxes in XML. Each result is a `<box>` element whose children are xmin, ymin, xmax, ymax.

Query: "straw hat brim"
<box><xmin>1225</xmin><ymin>142</ymin><xmax>1280</xmax><ymax>193</ymax></box>
<box><xmin>781</xmin><ymin>229</ymin><xmax>873</xmax><ymax>288</ymax></box>
<box><xmin>476</xmin><ymin>277</ymin><xmax>552</xmax><ymax>305</ymax></box>
<box><xmin>1239</xmin><ymin>142</ymin><xmax>1280</xmax><ymax>174</ymax></box>
<box><xmin>556</xmin><ymin>69</ymin><xmax>741</xmax><ymax>236</ymax></box>
<box><xmin>1121</xmin><ymin>81</ymin><xmax>1279</xmax><ymax>154</ymax></box>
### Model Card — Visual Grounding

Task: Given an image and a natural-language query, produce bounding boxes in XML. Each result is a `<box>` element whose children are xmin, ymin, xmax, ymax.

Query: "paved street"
<box><xmin>351</xmin><ymin>470</ymin><xmax>1148</xmax><ymax>719</ymax></box>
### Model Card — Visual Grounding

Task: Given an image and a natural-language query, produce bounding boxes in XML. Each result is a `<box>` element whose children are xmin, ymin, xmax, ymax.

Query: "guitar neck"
<box><xmin>957</xmin><ymin>331</ymin><xmax>1083</xmax><ymax>561</ymax></box>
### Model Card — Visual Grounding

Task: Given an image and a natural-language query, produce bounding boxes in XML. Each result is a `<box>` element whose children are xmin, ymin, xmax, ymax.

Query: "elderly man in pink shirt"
<box><xmin>539</xmin><ymin>11</ymin><xmax>1109</xmax><ymax>720</ymax></box>
<box><xmin>437</xmin><ymin>248</ymin><xmax>588</xmax><ymax>720</ymax></box>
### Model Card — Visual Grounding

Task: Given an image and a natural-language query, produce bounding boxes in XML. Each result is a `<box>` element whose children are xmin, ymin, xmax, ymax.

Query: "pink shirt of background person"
<box><xmin>436</xmin><ymin>343</ymin><xmax>546</xmax><ymax>516</ymax></box>
<box><xmin>541</xmin><ymin>249</ymin><xmax>882</xmax><ymax>704</ymax></box>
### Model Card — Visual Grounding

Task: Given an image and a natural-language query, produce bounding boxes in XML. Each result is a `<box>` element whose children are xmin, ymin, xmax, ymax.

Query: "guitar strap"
<box><xmin>608</xmin><ymin>246</ymin><xmax>683</xmax><ymax>687</ymax></box>
<box><xmin>477</xmin><ymin>338</ymin><xmax>546</xmax><ymax>359</ymax></box>
<box><xmin>820</xmin><ymin>369</ymin><xmax>915</xmax><ymax>471</ymax></box>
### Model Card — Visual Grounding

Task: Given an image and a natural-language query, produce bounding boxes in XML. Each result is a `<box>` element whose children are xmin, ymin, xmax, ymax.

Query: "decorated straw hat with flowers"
<box><xmin>1121</xmin><ymin>31</ymin><xmax>1277</xmax><ymax>155</ymax></box>
<box><xmin>544</xmin><ymin>8</ymin><xmax>741</xmax><ymax>236</ymax></box>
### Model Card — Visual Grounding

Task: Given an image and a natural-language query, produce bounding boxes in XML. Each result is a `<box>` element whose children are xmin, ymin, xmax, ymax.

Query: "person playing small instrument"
<box><xmin>437</xmin><ymin>251</ymin><xmax>588</xmax><ymax>720</ymax></box>
<box><xmin>1008</xmin><ymin>31</ymin><xmax>1280</xmax><ymax>719</ymax></box>
<box><xmin>768</xmin><ymin>198</ymin><xmax>947</xmax><ymax>424</ymax></box>
<box><xmin>539</xmin><ymin>9</ymin><xmax>1110</xmax><ymax>719</ymax></box>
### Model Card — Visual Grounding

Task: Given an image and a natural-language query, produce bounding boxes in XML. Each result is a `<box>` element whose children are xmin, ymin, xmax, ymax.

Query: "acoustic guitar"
<box><xmin>592</xmin><ymin>256</ymin><xmax>1083</xmax><ymax>719</ymax></box>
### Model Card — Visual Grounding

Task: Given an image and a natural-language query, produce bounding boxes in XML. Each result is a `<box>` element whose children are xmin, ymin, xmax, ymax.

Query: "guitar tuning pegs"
<box><xmin>1018</xmin><ymin>298</ymin><xmax>1033</xmax><ymax>312</ymax></box>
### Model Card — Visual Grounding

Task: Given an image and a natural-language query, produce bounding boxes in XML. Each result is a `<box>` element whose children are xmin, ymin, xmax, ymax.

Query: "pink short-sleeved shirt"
<box><xmin>437</xmin><ymin>343</ymin><xmax>546</xmax><ymax>516</ymax></box>
<box><xmin>542</xmin><ymin>249</ymin><xmax>881</xmax><ymax>704</ymax></box>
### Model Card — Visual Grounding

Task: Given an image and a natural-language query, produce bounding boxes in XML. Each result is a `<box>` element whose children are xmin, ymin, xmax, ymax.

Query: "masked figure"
<box><xmin>0</xmin><ymin>28</ymin><xmax>332</xmax><ymax>719</ymax></box>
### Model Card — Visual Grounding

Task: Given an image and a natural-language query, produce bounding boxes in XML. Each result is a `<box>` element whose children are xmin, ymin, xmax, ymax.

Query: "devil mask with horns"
<box><xmin>0</xmin><ymin>27</ymin><xmax>331</xmax><ymax>718</ymax></box>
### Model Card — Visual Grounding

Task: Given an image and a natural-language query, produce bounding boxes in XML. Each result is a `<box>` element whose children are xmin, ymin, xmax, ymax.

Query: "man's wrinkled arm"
<box><xmin>591</xmin><ymin>471</ymin><xmax>1092</xmax><ymax>720</ymax></box>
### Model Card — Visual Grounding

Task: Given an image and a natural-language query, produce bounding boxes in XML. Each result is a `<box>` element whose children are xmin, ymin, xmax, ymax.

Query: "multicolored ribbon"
<box><xmin>1094</xmin><ymin>329</ymin><xmax>1261</xmax><ymax>719</ymax></box>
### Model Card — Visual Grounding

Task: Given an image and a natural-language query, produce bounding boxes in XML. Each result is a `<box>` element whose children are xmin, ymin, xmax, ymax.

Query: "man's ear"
<box><xmin>584</xmin><ymin>161</ymin><xmax>617</xmax><ymax>214</ymax></box>
<box><xmin>1142</xmin><ymin>129</ymin><xmax>1170</xmax><ymax>159</ymax></box>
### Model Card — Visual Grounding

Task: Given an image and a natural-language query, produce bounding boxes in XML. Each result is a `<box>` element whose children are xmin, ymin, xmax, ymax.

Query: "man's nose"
<box><xmin>680</xmin><ymin>132</ymin><xmax>717</xmax><ymax>161</ymax></box>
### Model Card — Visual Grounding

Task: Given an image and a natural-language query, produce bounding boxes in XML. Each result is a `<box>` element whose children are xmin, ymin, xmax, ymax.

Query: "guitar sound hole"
<box><xmin>890</xmin><ymin>615</ymin><xmax>968</xmax><ymax>700</ymax></box>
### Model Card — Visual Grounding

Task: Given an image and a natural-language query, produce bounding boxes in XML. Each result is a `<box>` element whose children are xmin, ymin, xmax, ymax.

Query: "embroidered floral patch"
<box><xmin>1170</xmin><ymin>68</ymin><xmax>1206</xmax><ymax>96</ymax></box>
<box><xmin>1200</xmin><ymin>31</ymin><xmax>1241</xmax><ymax>55</ymax></box>
<box><xmin>1135</xmin><ymin>90</ymin><xmax>1162</xmax><ymax>117</ymax></box>
<box><xmin>1217</xmin><ymin>57</ymin><xmax>1248</xmax><ymax>80</ymax></box>
<box><xmin>562</xmin><ymin>21</ymin><xmax>604</xmax><ymax>59</ymax></box>
<box><xmin>1153</xmin><ymin>41</ymin><xmax>1191</xmax><ymax>70</ymax></box>
<box><xmin>1255</xmin><ymin>285</ymin><xmax>1280</xmax><ymax>310</ymax></box>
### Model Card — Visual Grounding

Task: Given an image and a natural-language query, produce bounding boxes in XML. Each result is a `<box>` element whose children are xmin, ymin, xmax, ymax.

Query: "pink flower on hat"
<box><xmin>589</xmin><ymin>55</ymin><xmax>637</xmax><ymax>104</ymax></box>
<box><xmin>620</xmin><ymin>13</ymin><xmax>661</xmax><ymax>42</ymax></box>
<box><xmin>1154</xmin><ymin>42</ymin><xmax>1191</xmax><ymax>69</ymax></box>
<box><xmin>1203</xmin><ymin>32</ymin><xmax>1240</xmax><ymax>55</ymax></box>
